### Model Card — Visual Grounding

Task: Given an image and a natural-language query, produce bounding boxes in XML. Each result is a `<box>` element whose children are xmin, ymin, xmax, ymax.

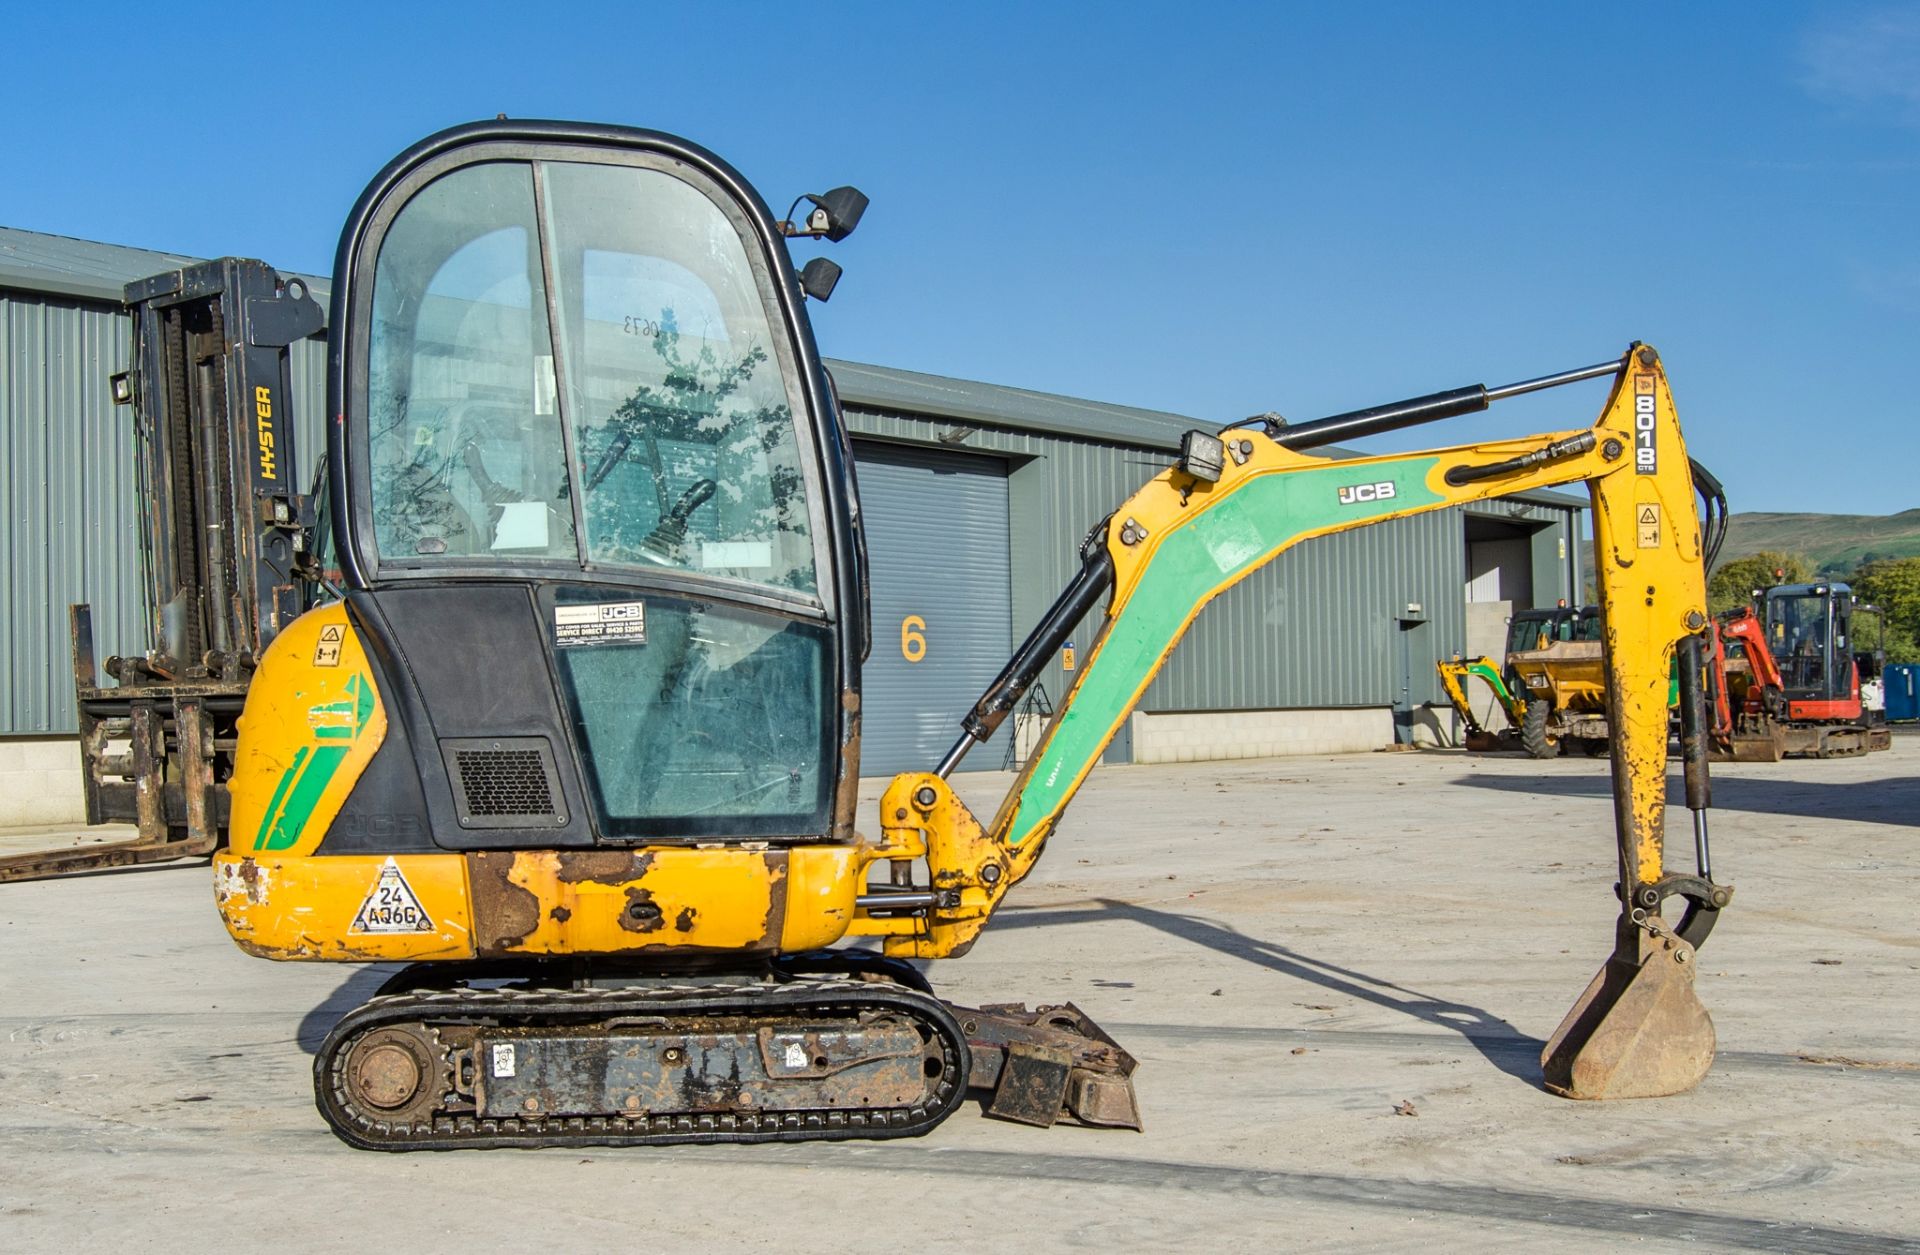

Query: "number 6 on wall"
<box><xmin>900</xmin><ymin>615</ymin><xmax>927</xmax><ymax>663</ymax></box>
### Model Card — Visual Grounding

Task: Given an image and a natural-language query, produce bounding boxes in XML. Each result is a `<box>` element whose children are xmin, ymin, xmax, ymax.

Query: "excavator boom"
<box><xmin>857</xmin><ymin>343</ymin><xmax>1730</xmax><ymax>1103</ymax></box>
<box><xmin>1436</xmin><ymin>655</ymin><xmax>1528</xmax><ymax>745</ymax></box>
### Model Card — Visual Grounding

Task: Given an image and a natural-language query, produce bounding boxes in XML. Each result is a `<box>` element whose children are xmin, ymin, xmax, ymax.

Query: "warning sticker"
<box><xmin>1637</xmin><ymin>503</ymin><xmax>1662</xmax><ymax>550</ymax></box>
<box><xmin>491</xmin><ymin>1043</ymin><xmax>517</xmax><ymax>1078</ymax></box>
<box><xmin>554</xmin><ymin>600</ymin><xmax>647</xmax><ymax>648</ymax></box>
<box><xmin>313</xmin><ymin>623</ymin><xmax>345</xmax><ymax>667</ymax></box>
<box><xmin>349</xmin><ymin>858</ymin><xmax>435</xmax><ymax>934</ymax></box>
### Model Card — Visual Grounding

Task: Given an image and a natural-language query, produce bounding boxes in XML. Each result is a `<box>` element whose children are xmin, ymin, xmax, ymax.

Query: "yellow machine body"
<box><xmin>219</xmin><ymin>347</ymin><xmax>1714</xmax><ymax>1012</ymax></box>
<box><xmin>215</xmin><ymin>601</ymin><xmax>871</xmax><ymax>961</ymax></box>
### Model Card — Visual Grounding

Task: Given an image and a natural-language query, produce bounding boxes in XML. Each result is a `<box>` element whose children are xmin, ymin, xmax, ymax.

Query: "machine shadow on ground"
<box><xmin>290</xmin><ymin>900</ymin><xmax>1548</xmax><ymax>1082</ymax></box>
<box><xmin>1453</xmin><ymin>769</ymin><xmax>1920</xmax><ymax>828</ymax></box>
<box><xmin>993</xmin><ymin>898</ymin><xmax>1547</xmax><ymax>1084</ymax></box>
<box><xmin>298</xmin><ymin>964</ymin><xmax>404</xmax><ymax>1053</ymax></box>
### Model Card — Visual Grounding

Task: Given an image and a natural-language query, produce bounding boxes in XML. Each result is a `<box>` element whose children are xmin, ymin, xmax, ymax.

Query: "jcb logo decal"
<box><xmin>1633</xmin><ymin>374</ymin><xmax>1657</xmax><ymax>475</ymax></box>
<box><xmin>1337</xmin><ymin>481</ymin><xmax>1397</xmax><ymax>505</ymax></box>
<box><xmin>255</xmin><ymin>386</ymin><xmax>277</xmax><ymax>481</ymax></box>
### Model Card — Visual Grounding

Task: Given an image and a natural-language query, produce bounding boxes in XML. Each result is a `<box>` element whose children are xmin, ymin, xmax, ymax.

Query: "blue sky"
<box><xmin>6</xmin><ymin>2</ymin><xmax>1917</xmax><ymax>515</ymax></box>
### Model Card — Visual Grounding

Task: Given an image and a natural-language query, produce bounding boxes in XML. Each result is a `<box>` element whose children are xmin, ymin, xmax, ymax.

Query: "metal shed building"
<box><xmin>0</xmin><ymin>225</ymin><xmax>1582</xmax><ymax>823</ymax></box>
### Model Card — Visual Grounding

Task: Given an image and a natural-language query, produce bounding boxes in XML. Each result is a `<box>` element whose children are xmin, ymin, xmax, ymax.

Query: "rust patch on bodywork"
<box><xmin>556</xmin><ymin>850</ymin><xmax>653</xmax><ymax>885</ymax></box>
<box><xmin>468</xmin><ymin>851</ymin><xmax>542</xmax><ymax>948</ymax></box>
<box><xmin>464</xmin><ymin>845</ymin><xmax>810</xmax><ymax>957</ymax></box>
<box><xmin>620</xmin><ymin>886</ymin><xmax>665</xmax><ymax>933</ymax></box>
<box><xmin>215</xmin><ymin>856</ymin><xmax>273</xmax><ymax>906</ymax></box>
<box><xmin>761</xmin><ymin>851</ymin><xmax>789</xmax><ymax>947</ymax></box>
<box><xmin>832</xmin><ymin>690</ymin><xmax>861</xmax><ymax>840</ymax></box>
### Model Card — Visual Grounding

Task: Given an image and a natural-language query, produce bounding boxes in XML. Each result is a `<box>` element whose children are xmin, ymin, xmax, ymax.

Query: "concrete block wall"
<box><xmin>1128</xmin><ymin>707</ymin><xmax>1394</xmax><ymax>763</ymax></box>
<box><xmin>0</xmin><ymin>738</ymin><xmax>86</xmax><ymax>828</ymax></box>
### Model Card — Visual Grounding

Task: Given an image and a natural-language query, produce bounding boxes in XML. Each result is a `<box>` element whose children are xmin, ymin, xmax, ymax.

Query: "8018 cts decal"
<box><xmin>1337</xmin><ymin>480</ymin><xmax>1397</xmax><ymax>505</ymax></box>
<box><xmin>1633</xmin><ymin>373</ymin><xmax>1657</xmax><ymax>474</ymax></box>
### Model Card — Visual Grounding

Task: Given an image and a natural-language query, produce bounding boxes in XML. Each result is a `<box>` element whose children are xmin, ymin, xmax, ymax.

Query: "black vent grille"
<box><xmin>457</xmin><ymin>749</ymin><xmax>551</xmax><ymax>814</ymax></box>
<box><xmin>441</xmin><ymin>738</ymin><xmax>565</xmax><ymax>828</ymax></box>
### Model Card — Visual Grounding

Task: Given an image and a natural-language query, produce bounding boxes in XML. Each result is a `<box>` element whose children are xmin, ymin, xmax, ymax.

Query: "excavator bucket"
<box><xmin>1541</xmin><ymin>920</ymin><xmax>1715</xmax><ymax>1100</ymax></box>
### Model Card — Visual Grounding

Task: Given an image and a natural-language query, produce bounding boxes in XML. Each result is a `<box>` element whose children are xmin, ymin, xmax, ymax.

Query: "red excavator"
<box><xmin>1711</xmin><ymin>582</ymin><xmax>1891</xmax><ymax>760</ymax></box>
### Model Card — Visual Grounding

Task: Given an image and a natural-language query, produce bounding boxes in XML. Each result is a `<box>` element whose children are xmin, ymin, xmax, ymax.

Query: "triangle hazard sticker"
<box><xmin>350</xmin><ymin>858</ymin><xmax>435</xmax><ymax>934</ymax></box>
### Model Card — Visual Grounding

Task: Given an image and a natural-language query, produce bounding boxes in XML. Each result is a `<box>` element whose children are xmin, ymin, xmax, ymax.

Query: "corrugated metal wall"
<box><xmin>842</xmin><ymin>408</ymin><xmax>1527</xmax><ymax>721</ymax></box>
<box><xmin>853</xmin><ymin>442</ymin><xmax>1013</xmax><ymax>774</ymax></box>
<box><xmin>0</xmin><ymin>287</ymin><xmax>328</xmax><ymax>734</ymax></box>
<box><xmin>3</xmin><ymin>282</ymin><xmax>1575</xmax><ymax>740</ymax></box>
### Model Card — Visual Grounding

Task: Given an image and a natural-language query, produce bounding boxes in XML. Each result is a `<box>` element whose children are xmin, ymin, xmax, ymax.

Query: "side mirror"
<box><xmin>799</xmin><ymin>257</ymin><xmax>842</xmax><ymax>302</ymax></box>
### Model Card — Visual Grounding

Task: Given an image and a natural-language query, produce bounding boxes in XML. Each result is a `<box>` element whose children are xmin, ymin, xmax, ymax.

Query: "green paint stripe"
<box><xmin>253</xmin><ymin>746</ymin><xmax>309</xmax><ymax>850</ymax></box>
<box><xmin>257</xmin><ymin>744</ymin><xmax>351</xmax><ymax>852</ymax></box>
<box><xmin>252</xmin><ymin>668</ymin><xmax>378</xmax><ymax>851</ymax></box>
<box><xmin>311</xmin><ymin>705</ymin><xmax>355</xmax><ymax>740</ymax></box>
<box><xmin>350</xmin><ymin>673</ymin><xmax>374</xmax><ymax>734</ymax></box>
<box><xmin>1467</xmin><ymin>660</ymin><xmax>1517</xmax><ymax>705</ymax></box>
<box><xmin>1007</xmin><ymin>459</ymin><xmax>1444</xmax><ymax>847</ymax></box>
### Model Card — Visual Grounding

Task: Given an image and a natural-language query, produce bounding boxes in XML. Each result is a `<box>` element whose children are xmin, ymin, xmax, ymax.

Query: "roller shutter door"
<box><xmin>853</xmin><ymin>441</ymin><xmax>1012</xmax><ymax>776</ymax></box>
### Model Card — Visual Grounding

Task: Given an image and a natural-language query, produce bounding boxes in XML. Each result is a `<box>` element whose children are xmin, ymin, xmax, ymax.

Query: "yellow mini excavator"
<box><xmin>211</xmin><ymin>119</ymin><xmax>1734</xmax><ymax>1148</ymax></box>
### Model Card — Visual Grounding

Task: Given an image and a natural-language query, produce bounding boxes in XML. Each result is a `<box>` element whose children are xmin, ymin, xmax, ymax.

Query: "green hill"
<box><xmin>1716</xmin><ymin>509</ymin><xmax>1920</xmax><ymax>576</ymax></box>
<box><xmin>1582</xmin><ymin>508</ymin><xmax>1920</xmax><ymax>592</ymax></box>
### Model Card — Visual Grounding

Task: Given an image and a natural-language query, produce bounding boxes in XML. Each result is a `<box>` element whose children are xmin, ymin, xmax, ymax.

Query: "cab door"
<box><xmin>321</xmin><ymin>123</ymin><xmax>863</xmax><ymax>852</ymax></box>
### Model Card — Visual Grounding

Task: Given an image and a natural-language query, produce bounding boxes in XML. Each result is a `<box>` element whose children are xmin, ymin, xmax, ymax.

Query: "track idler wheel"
<box><xmin>340</xmin><ymin>1025</ymin><xmax>447</xmax><ymax>1126</ymax></box>
<box><xmin>1540</xmin><ymin>915</ymin><xmax>1715</xmax><ymax>1100</ymax></box>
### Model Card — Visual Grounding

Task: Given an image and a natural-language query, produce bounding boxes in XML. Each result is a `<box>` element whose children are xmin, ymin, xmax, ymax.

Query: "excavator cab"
<box><xmin>313</xmin><ymin>122</ymin><xmax>865</xmax><ymax>860</ymax></box>
<box><xmin>1764</xmin><ymin>583</ymin><xmax>1860</xmax><ymax>718</ymax></box>
<box><xmin>1504</xmin><ymin>607</ymin><xmax>1569</xmax><ymax>657</ymax></box>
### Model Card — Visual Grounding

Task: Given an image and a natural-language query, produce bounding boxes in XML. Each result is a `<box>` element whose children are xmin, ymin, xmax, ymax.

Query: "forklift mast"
<box><xmin>121</xmin><ymin>257</ymin><xmax>324</xmax><ymax>677</ymax></box>
<box><xmin>0</xmin><ymin>258</ymin><xmax>324</xmax><ymax>882</ymax></box>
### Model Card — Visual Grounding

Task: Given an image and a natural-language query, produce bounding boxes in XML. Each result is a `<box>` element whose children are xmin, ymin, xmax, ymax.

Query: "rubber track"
<box><xmin>315</xmin><ymin>979</ymin><xmax>970</xmax><ymax>1151</ymax></box>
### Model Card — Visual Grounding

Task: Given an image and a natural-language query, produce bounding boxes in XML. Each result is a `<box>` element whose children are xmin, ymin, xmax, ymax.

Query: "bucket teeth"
<box><xmin>1542</xmin><ymin>918</ymin><xmax>1716</xmax><ymax>1100</ymax></box>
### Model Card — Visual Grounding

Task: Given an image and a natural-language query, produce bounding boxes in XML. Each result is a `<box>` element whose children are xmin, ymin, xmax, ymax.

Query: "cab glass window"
<box><xmin>540</xmin><ymin>160</ymin><xmax>817</xmax><ymax>595</ymax></box>
<box><xmin>1770</xmin><ymin>593</ymin><xmax>1831</xmax><ymax>691</ymax></box>
<box><xmin>551</xmin><ymin>591</ymin><xmax>831</xmax><ymax>836</ymax></box>
<box><xmin>366</xmin><ymin>162</ymin><xmax>575</xmax><ymax>562</ymax></box>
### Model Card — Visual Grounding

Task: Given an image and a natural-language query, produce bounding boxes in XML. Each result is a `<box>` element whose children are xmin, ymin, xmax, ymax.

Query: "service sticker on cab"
<box><xmin>349</xmin><ymin>858</ymin><xmax>435</xmax><ymax>934</ymax></box>
<box><xmin>554</xmin><ymin>600</ymin><xmax>647</xmax><ymax>648</ymax></box>
<box><xmin>1633</xmin><ymin>373</ymin><xmax>1658</xmax><ymax>475</ymax></box>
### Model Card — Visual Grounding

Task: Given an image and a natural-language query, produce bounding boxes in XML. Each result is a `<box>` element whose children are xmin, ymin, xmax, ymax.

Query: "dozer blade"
<box><xmin>1712</xmin><ymin>724</ymin><xmax>1785</xmax><ymax>763</ymax></box>
<box><xmin>1541</xmin><ymin>918</ymin><xmax>1714</xmax><ymax>1100</ymax></box>
<box><xmin>957</xmin><ymin>1001</ymin><xmax>1142</xmax><ymax>1130</ymax></box>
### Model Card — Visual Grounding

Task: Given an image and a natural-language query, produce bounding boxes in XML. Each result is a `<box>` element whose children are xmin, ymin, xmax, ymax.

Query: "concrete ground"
<box><xmin>2</xmin><ymin>741</ymin><xmax>1917</xmax><ymax>1253</ymax></box>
